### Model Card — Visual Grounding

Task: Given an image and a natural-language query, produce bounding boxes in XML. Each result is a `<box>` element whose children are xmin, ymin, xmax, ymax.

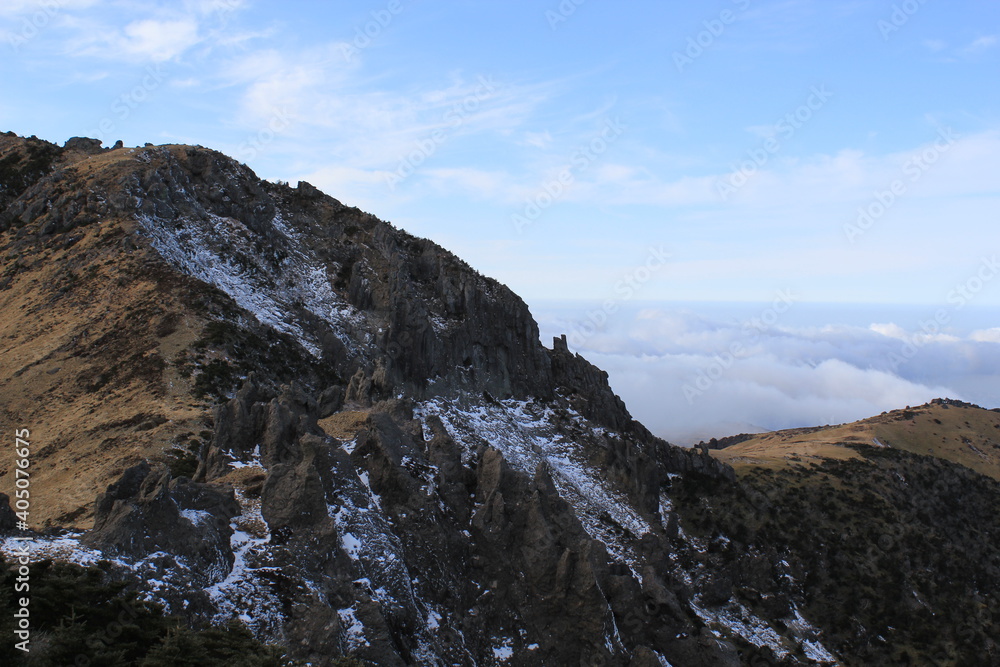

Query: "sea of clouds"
<box><xmin>532</xmin><ymin>300</ymin><xmax>1000</xmax><ymax>445</ymax></box>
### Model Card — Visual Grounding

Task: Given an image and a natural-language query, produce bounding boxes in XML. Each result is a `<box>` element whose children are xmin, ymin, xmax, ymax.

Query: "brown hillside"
<box><xmin>711</xmin><ymin>399</ymin><xmax>1000</xmax><ymax>480</ymax></box>
<box><xmin>0</xmin><ymin>216</ymin><xmax>214</xmax><ymax>528</ymax></box>
<box><xmin>0</xmin><ymin>137</ymin><xmax>223</xmax><ymax>528</ymax></box>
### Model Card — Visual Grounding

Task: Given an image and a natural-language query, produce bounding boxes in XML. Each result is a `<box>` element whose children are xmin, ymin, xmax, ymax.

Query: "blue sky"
<box><xmin>3</xmin><ymin>0</ymin><xmax>999</xmax><ymax>437</ymax></box>
<box><xmin>2</xmin><ymin>0</ymin><xmax>997</xmax><ymax>307</ymax></box>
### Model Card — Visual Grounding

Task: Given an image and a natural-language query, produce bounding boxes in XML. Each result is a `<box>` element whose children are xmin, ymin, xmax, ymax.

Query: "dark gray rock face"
<box><xmin>83</xmin><ymin>462</ymin><xmax>239</xmax><ymax>584</ymax></box>
<box><xmin>63</xmin><ymin>137</ymin><xmax>105</xmax><ymax>154</ymax></box>
<box><xmin>0</xmin><ymin>493</ymin><xmax>17</xmax><ymax>531</ymax></box>
<box><xmin>551</xmin><ymin>333</ymin><xmax>633</xmax><ymax>434</ymax></box>
<box><xmin>658</xmin><ymin>441</ymin><xmax>737</xmax><ymax>483</ymax></box>
<box><xmin>260</xmin><ymin>435</ymin><xmax>332</xmax><ymax>534</ymax></box>
<box><xmin>158</xmin><ymin>376</ymin><xmax>750</xmax><ymax>666</ymax></box>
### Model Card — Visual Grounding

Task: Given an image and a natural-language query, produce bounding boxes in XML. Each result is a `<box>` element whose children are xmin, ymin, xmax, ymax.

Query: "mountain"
<box><xmin>710</xmin><ymin>399</ymin><xmax>1000</xmax><ymax>481</ymax></box>
<box><xmin>0</xmin><ymin>131</ymin><xmax>997</xmax><ymax>666</ymax></box>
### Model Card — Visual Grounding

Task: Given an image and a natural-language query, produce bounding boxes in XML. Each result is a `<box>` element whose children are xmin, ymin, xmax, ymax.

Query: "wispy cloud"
<box><xmin>383</xmin><ymin>124</ymin><xmax>1000</xmax><ymax>215</ymax></box>
<box><xmin>11</xmin><ymin>0</ymin><xmax>254</xmax><ymax>63</ymax></box>
<box><xmin>519</xmin><ymin>130</ymin><xmax>553</xmax><ymax>149</ymax></box>
<box><xmin>971</xmin><ymin>328</ymin><xmax>1000</xmax><ymax>344</ymax></box>
<box><xmin>589</xmin><ymin>129</ymin><xmax>999</xmax><ymax>210</ymax></box>
<box><xmin>221</xmin><ymin>47</ymin><xmax>560</xmax><ymax>195</ymax></box>
<box><xmin>963</xmin><ymin>35</ymin><xmax>997</xmax><ymax>54</ymax></box>
<box><xmin>0</xmin><ymin>0</ymin><xmax>96</xmax><ymax>17</ymax></box>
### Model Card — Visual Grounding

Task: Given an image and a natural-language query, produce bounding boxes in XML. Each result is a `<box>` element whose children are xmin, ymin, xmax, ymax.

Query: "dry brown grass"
<box><xmin>869</xmin><ymin>403</ymin><xmax>1000</xmax><ymax>480</ymax></box>
<box><xmin>0</xmin><ymin>215</ymin><xmax>213</xmax><ymax>529</ymax></box>
<box><xmin>711</xmin><ymin>402</ymin><xmax>1000</xmax><ymax>480</ymax></box>
<box><xmin>317</xmin><ymin>410</ymin><xmax>369</xmax><ymax>441</ymax></box>
<box><xmin>711</xmin><ymin>426</ymin><xmax>865</xmax><ymax>473</ymax></box>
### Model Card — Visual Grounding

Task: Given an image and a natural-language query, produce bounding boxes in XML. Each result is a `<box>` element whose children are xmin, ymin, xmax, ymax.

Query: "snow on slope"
<box><xmin>204</xmin><ymin>486</ymin><xmax>285</xmax><ymax>640</ymax></box>
<box><xmin>328</xmin><ymin>459</ymin><xmax>419</xmax><ymax>620</ymax></box>
<box><xmin>137</xmin><ymin>211</ymin><xmax>372</xmax><ymax>358</ymax></box>
<box><xmin>415</xmin><ymin>394</ymin><xmax>841</xmax><ymax>665</ymax></box>
<box><xmin>416</xmin><ymin>395</ymin><xmax>651</xmax><ymax>576</ymax></box>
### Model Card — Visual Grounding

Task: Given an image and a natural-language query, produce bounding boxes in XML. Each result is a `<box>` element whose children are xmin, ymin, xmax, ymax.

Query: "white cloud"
<box><xmin>120</xmin><ymin>19</ymin><xmax>200</xmax><ymax>62</ymax></box>
<box><xmin>422</xmin><ymin>168</ymin><xmax>517</xmax><ymax>201</ymax></box>
<box><xmin>23</xmin><ymin>0</ymin><xmax>253</xmax><ymax>64</ymax></box>
<box><xmin>0</xmin><ymin>0</ymin><xmax>95</xmax><ymax>16</ymax></box>
<box><xmin>971</xmin><ymin>328</ymin><xmax>1000</xmax><ymax>344</ymax></box>
<box><xmin>745</xmin><ymin>123</ymin><xmax>779</xmax><ymax>139</ymax></box>
<box><xmin>870</xmin><ymin>322</ymin><xmax>908</xmax><ymax>340</ymax></box>
<box><xmin>558</xmin><ymin>130</ymin><xmax>1000</xmax><ymax>212</ymax></box>
<box><xmin>534</xmin><ymin>303</ymin><xmax>1000</xmax><ymax>444</ymax></box>
<box><xmin>870</xmin><ymin>322</ymin><xmax>960</xmax><ymax>345</ymax></box>
<box><xmin>594</xmin><ymin>163</ymin><xmax>643</xmax><ymax>183</ymax></box>
<box><xmin>169</xmin><ymin>77</ymin><xmax>202</xmax><ymax>89</ymax></box>
<box><xmin>184</xmin><ymin>0</ymin><xmax>247</xmax><ymax>14</ymax></box>
<box><xmin>217</xmin><ymin>47</ymin><xmax>560</xmax><ymax>201</ymax></box>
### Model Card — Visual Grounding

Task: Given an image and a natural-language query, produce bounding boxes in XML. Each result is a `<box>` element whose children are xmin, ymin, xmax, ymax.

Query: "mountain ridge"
<box><xmin>709</xmin><ymin>398</ymin><xmax>1000</xmax><ymax>481</ymax></box>
<box><xmin>1</xmin><ymin>131</ymin><xmax>998</xmax><ymax>666</ymax></box>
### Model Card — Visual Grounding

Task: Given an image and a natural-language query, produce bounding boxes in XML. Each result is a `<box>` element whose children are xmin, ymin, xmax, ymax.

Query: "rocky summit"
<box><xmin>1</xmin><ymin>132</ymin><xmax>999</xmax><ymax>666</ymax></box>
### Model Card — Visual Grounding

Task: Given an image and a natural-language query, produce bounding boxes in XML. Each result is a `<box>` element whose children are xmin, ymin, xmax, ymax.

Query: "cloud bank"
<box><xmin>534</xmin><ymin>301</ymin><xmax>1000</xmax><ymax>445</ymax></box>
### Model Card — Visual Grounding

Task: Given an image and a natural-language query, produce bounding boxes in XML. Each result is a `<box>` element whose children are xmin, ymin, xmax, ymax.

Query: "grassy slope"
<box><xmin>0</xmin><ymin>209</ymin><xmax>214</xmax><ymax>528</ymax></box>
<box><xmin>0</xmin><ymin>136</ymin><xmax>343</xmax><ymax>529</ymax></box>
<box><xmin>711</xmin><ymin>401</ymin><xmax>1000</xmax><ymax>481</ymax></box>
<box><xmin>686</xmin><ymin>400</ymin><xmax>1000</xmax><ymax>664</ymax></box>
<box><xmin>674</xmin><ymin>442</ymin><xmax>1000</xmax><ymax>666</ymax></box>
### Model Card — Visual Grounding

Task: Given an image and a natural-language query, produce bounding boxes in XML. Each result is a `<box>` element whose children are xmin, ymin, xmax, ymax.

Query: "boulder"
<box><xmin>83</xmin><ymin>463</ymin><xmax>239</xmax><ymax>584</ymax></box>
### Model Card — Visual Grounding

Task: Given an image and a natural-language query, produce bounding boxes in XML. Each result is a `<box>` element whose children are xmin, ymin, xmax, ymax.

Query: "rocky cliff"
<box><xmin>1</xmin><ymin>132</ymin><xmax>997</xmax><ymax>666</ymax></box>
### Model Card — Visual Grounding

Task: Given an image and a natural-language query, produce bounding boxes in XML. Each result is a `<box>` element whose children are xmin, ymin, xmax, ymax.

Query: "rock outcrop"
<box><xmin>0</xmin><ymin>493</ymin><xmax>17</xmax><ymax>532</ymax></box>
<box><xmin>83</xmin><ymin>462</ymin><xmax>240</xmax><ymax>584</ymax></box>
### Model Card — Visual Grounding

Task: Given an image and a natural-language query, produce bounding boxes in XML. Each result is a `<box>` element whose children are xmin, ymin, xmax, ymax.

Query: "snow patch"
<box><xmin>493</xmin><ymin>640</ymin><xmax>514</xmax><ymax>661</ymax></box>
<box><xmin>416</xmin><ymin>396</ymin><xmax>651</xmax><ymax>574</ymax></box>
<box><xmin>691</xmin><ymin>599</ymin><xmax>789</xmax><ymax>658</ymax></box>
<box><xmin>180</xmin><ymin>509</ymin><xmax>212</xmax><ymax>527</ymax></box>
<box><xmin>338</xmin><ymin>606</ymin><xmax>370</xmax><ymax>650</ymax></box>
<box><xmin>340</xmin><ymin>532</ymin><xmax>362</xmax><ymax>560</ymax></box>
<box><xmin>136</xmin><ymin>210</ymin><xmax>372</xmax><ymax>359</ymax></box>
